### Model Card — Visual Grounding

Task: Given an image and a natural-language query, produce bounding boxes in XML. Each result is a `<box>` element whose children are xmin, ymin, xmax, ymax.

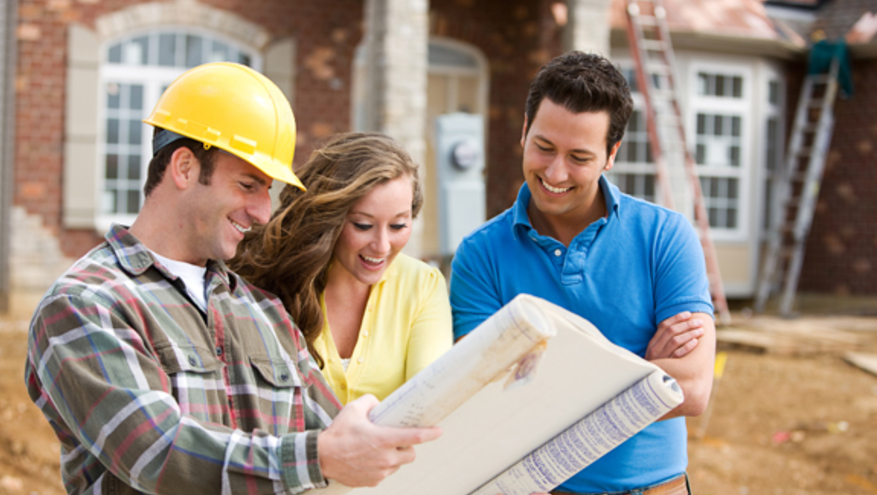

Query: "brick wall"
<box><xmin>14</xmin><ymin>0</ymin><xmax>363</xmax><ymax>262</ymax></box>
<box><xmin>798</xmin><ymin>57</ymin><xmax>877</xmax><ymax>295</ymax></box>
<box><xmin>429</xmin><ymin>0</ymin><xmax>563</xmax><ymax>217</ymax></box>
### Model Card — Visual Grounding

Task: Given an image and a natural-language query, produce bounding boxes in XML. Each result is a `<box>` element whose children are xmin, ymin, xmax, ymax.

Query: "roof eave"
<box><xmin>611</xmin><ymin>27</ymin><xmax>807</xmax><ymax>61</ymax></box>
<box><xmin>848</xmin><ymin>42</ymin><xmax>877</xmax><ymax>59</ymax></box>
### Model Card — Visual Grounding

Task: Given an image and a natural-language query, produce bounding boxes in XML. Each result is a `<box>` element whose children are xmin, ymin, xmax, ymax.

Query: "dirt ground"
<box><xmin>1</xmin><ymin>309</ymin><xmax>876</xmax><ymax>495</ymax></box>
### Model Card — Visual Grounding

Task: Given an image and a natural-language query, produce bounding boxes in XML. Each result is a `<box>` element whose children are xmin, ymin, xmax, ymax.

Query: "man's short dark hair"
<box><xmin>144</xmin><ymin>128</ymin><xmax>219</xmax><ymax>197</ymax></box>
<box><xmin>525</xmin><ymin>51</ymin><xmax>634</xmax><ymax>157</ymax></box>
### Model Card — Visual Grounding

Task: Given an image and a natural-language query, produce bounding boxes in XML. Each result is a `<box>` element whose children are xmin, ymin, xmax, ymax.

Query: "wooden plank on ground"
<box><xmin>716</xmin><ymin>330</ymin><xmax>805</xmax><ymax>355</ymax></box>
<box><xmin>843</xmin><ymin>352</ymin><xmax>877</xmax><ymax>377</ymax></box>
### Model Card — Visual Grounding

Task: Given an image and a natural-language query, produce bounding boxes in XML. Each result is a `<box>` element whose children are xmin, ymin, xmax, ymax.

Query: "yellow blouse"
<box><xmin>313</xmin><ymin>253</ymin><xmax>453</xmax><ymax>404</ymax></box>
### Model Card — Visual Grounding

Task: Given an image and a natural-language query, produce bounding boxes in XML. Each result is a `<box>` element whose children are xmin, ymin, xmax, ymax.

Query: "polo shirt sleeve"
<box><xmin>405</xmin><ymin>266</ymin><xmax>454</xmax><ymax>380</ymax></box>
<box><xmin>449</xmin><ymin>234</ymin><xmax>503</xmax><ymax>340</ymax></box>
<box><xmin>653</xmin><ymin>213</ymin><xmax>715</xmax><ymax>323</ymax></box>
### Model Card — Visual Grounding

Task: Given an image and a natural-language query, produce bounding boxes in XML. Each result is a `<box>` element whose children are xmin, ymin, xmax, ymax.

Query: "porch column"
<box><xmin>0</xmin><ymin>0</ymin><xmax>18</xmax><ymax>313</ymax></box>
<box><xmin>362</xmin><ymin>0</ymin><xmax>429</xmax><ymax>257</ymax></box>
<box><xmin>564</xmin><ymin>0</ymin><xmax>611</xmax><ymax>55</ymax></box>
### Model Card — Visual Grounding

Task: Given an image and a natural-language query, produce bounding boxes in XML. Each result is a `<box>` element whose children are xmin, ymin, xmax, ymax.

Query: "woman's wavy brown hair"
<box><xmin>230</xmin><ymin>132</ymin><xmax>423</xmax><ymax>367</ymax></box>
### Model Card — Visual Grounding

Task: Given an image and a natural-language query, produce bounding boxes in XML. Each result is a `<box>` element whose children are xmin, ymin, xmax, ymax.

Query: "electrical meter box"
<box><xmin>434</xmin><ymin>113</ymin><xmax>485</xmax><ymax>256</ymax></box>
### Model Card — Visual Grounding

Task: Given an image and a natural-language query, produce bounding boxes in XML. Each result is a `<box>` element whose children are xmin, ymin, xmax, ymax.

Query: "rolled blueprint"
<box><xmin>370</xmin><ymin>294</ymin><xmax>555</xmax><ymax>427</ymax></box>
<box><xmin>471</xmin><ymin>369</ymin><xmax>683</xmax><ymax>495</ymax></box>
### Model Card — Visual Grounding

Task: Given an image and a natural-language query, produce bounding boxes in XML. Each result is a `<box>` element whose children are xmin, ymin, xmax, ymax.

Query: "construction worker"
<box><xmin>24</xmin><ymin>62</ymin><xmax>440</xmax><ymax>495</ymax></box>
<box><xmin>450</xmin><ymin>52</ymin><xmax>715</xmax><ymax>495</ymax></box>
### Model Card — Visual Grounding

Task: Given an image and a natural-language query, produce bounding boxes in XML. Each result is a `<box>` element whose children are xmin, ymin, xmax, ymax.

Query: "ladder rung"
<box><xmin>795</xmin><ymin>123</ymin><xmax>819</xmax><ymax>134</ymax></box>
<box><xmin>783</xmin><ymin>196</ymin><xmax>804</xmax><ymax>208</ymax></box>
<box><xmin>652</xmin><ymin>89</ymin><xmax>676</xmax><ymax>100</ymax></box>
<box><xmin>808</xmin><ymin>74</ymin><xmax>831</xmax><ymax>84</ymax></box>
<box><xmin>641</xmin><ymin>39</ymin><xmax>665</xmax><ymax>51</ymax></box>
<box><xmin>647</xmin><ymin>63</ymin><xmax>671</xmax><ymax>73</ymax></box>
<box><xmin>794</xmin><ymin>147</ymin><xmax>813</xmax><ymax>156</ymax></box>
<box><xmin>808</xmin><ymin>99</ymin><xmax>825</xmax><ymax>108</ymax></box>
<box><xmin>636</xmin><ymin>16</ymin><xmax>659</xmax><ymax>26</ymax></box>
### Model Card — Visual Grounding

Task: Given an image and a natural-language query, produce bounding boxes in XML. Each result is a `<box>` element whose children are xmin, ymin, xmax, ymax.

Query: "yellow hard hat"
<box><xmin>143</xmin><ymin>62</ymin><xmax>304</xmax><ymax>190</ymax></box>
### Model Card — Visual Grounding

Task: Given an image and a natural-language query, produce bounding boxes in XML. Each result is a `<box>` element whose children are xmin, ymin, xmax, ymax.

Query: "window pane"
<box><xmin>708</xmin><ymin>207</ymin><xmax>718</xmax><ymax>227</ymax></box>
<box><xmin>727</xmin><ymin>208</ymin><xmax>737</xmax><ymax>228</ymax></box>
<box><xmin>625</xmin><ymin>68</ymin><xmax>639</xmax><ymax>93</ymax></box>
<box><xmin>627</xmin><ymin>141</ymin><xmax>638</xmax><ymax>162</ymax></box>
<box><xmin>697</xmin><ymin>114</ymin><xmax>706</xmax><ymax>135</ymax></box>
<box><xmin>644</xmin><ymin>174</ymin><xmax>655</xmax><ymax>197</ymax></box>
<box><xmin>733</xmin><ymin>76</ymin><xmax>742</xmax><ymax>98</ymax></box>
<box><xmin>210</xmin><ymin>41</ymin><xmax>229</xmax><ymax>63</ymax></box>
<box><xmin>107</xmin><ymin>83</ymin><xmax>120</xmax><ymax>109</ymax></box>
<box><xmin>128</xmin><ymin>119</ymin><xmax>142</xmax><ymax>145</ymax></box>
<box><xmin>766</xmin><ymin>118</ymin><xmax>778</xmax><ymax>170</ymax></box>
<box><xmin>715</xmin><ymin>75</ymin><xmax>725</xmax><ymax>97</ymax></box>
<box><xmin>731</xmin><ymin>116</ymin><xmax>741</xmax><ymax>137</ymax></box>
<box><xmin>237</xmin><ymin>52</ymin><xmax>251</xmax><ymax>67</ymax></box>
<box><xmin>106</xmin><ymin>154</ymin><xmax>119</xmax><ymax>179</ymax></box>
<box><xmin>714</xmin><ymin>115</ymin><xmax>723</xmax><ymax>136</ymax></box>
<box><xmin>129</xmin><ymin>84</ymin><xmax>143</xmax><ymax>110</ymax></box>
<box><xmin>697</xmin><ymin>73</ymin><xmax>709</xmax><ymax>95</ymax></box>
<box><xmin>102</xmin><ymin>191</ymin><xmax>116</xmax><ymax>214</ymax></box>
<box><xmin>107</xmin><ymin>119</ymin><xmax>120</xmax><ymax>144</ymax></box>
<box><xmin>769</xmin><ymin>80</ymin><xmax>779</xmax><ymax>105</ymax></box>
<box><xmin>629</xmin><ymin>111</ymin><xmax>640</xmax><ymax>132</ymax></box>
<box><xmin>158</xmin><ymin>33</ymin><xmax>177</xmax><ymax>66</ymax></box>
<box><xmin>729</xmin><ymin>145</ymin><xmax>740</xmax><ymax>166</ymax></box>
<box><xmin>696</xmin><ymin>144</ymin><xmax>705</xmax><ymax>164</ymax></box>
<box><xmin>108</xmin><ymin>44</ymin><xmax>122</xmax><ymax>63</ymax></box>
<box><xmin>728</xmin><ymin>178</ymin><xmax>738</xmax><ymax>199</ymax></box>
<box><xmin>186</xmin><ymin>35</ymin><xmax>203</xmax><ymax>67</ymax></box>
<box><xmin>127</xmin><ymin>190</ymin><xmax>141</xmax><ymax>214</ymax></box>
<box><xmin>125</xmin><ymin>36</ymin><xmax>148</xmax><ymax>65</ymax></box>
<box><xmin>128</xmin><ymin>155</ymin><xmax>141</xmax><ymax>180</ymax></box>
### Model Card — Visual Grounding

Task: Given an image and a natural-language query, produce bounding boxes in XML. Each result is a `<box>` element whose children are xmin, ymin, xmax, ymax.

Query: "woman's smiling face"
<box><xmin>330</xmin><ymin>175</ymin><xmax>414</xmax><ymax>286</ymax></box>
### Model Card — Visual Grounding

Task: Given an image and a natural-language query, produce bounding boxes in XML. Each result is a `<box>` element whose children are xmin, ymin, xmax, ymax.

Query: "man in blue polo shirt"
<box><xmin>450</xmin><ymin>52</ymin><xmax>716</xmax><ymax>495</ymax></box>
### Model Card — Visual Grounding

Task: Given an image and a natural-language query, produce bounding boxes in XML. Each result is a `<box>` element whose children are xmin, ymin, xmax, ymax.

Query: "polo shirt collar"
<box><xmin>601</xmin><ymin>175</ymin><xmax>622</xmax><ymax>219</ymax></box>
<box><xmin>512</xmin><ymin>175</ymin><xmax>621</xmax><ymax>231</ymax></box>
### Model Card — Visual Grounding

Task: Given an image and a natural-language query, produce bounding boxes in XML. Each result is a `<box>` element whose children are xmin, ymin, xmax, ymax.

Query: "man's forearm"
<box><xmin>650</xmin><ymin>312</ymin><xmax>716</xmax><ymax>419</ymax></box>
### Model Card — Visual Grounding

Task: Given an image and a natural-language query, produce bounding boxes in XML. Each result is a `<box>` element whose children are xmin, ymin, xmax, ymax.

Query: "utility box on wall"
<box><xmin>434</xmin><ymin>113</ymin><xmax>486</xmax><ymax>256</ymax></box>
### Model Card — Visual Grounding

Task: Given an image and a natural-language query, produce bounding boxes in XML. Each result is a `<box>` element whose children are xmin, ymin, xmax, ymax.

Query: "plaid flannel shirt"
<box><xmin>25</xmin><ymin>225</ymin><xmax>342</xmax><ymax>495</ymax></box>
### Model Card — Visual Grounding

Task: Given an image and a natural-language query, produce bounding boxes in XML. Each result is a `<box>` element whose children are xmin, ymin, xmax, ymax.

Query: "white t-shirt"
<box><xmin>150</xmin><ymin>250</ymin><xmax>208</xmax><ymax>312</ymax></box>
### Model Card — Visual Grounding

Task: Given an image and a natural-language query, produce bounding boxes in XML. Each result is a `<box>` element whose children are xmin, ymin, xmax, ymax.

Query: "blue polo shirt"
<box><xmin>450</xmin><ymin>176</ymin><xmax>713</xmax><ymax>493</ymax></box>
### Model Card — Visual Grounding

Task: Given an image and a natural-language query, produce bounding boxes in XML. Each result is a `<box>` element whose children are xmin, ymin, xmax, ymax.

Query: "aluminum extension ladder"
<box><xmin>624</xmin><ymin>0</ymin><xmax>731</xmax><ymax>325</ymax></box>
<box><xmin>754</xmin><ymin>58</ymin><xmax>840</xmax><ymax>316</ymax></box>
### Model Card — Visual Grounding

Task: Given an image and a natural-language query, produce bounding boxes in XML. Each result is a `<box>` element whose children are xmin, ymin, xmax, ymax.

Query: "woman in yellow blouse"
<box><xmin>232</xmin><ymin>132</ymin><xmax>453</xmax><ymax>403</ymax></box>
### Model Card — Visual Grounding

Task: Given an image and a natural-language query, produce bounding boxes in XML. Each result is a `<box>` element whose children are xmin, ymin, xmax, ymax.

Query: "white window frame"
<box><xmin>606</xmin><ymin>61</ymin><xmax>660</xmax><ymax>204</ymax></box>
<box><xmin>759</xmin><ymin>66</ymin><xmax>786</xmax><ymax>236</ymax></box>
<box><xmin>96</xmin><ymin>27</ymin><xmax>261</xmax><ymax>231</ymax></box>
<box><xmin>688</xmin><ymin>61</ymin><xmax>753</xmax><ymax>242</ymax></box>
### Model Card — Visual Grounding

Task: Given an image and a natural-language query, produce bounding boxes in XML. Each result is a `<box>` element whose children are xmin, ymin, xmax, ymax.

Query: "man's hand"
<box><xmin>645</xmin><ymin>311</ymin><xmax>704</xmax><ymax>361</ymax></box>
<box><xmin>318</xmin><ymin>394</ymin><xmax>442</xmax><ymax>487</ymax></box>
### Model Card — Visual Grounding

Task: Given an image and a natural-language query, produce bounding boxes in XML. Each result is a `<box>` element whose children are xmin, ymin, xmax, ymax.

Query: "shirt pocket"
<box><xmin>249</xmin><ymin>355</ymin><xmax>303</xmax><ymax>389</ymax></box>
<box><xmin>154</xmin><ymin>342</ymin><xmax>226</xmax><ymax>417</ymax></box>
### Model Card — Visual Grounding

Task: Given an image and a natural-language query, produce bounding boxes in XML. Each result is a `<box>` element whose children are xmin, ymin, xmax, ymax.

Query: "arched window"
<box><xmin>98</xmin><ymin>30</ymin><xmax>260</xmax><ymax>228</ymax></box>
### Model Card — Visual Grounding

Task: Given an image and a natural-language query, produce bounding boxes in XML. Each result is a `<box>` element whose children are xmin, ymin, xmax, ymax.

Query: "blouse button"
<box><xmin>554</xmin><ymin>249</ymin><xmax>562</xmax><ymax>257</ymax></box>
<box><xmin>187</xmin><ymin>355</ymin><xmax>197</xmax><ymax>366</ymax></box>
<box><xmin>357</xmin><ymin>357</ymin><xmax>364</xmax><ymax>364</ymax></box>
<box><xmin>363</xmin><ymin>331</ymin><xmax>369</xmax><ymax>337</ymax></box>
